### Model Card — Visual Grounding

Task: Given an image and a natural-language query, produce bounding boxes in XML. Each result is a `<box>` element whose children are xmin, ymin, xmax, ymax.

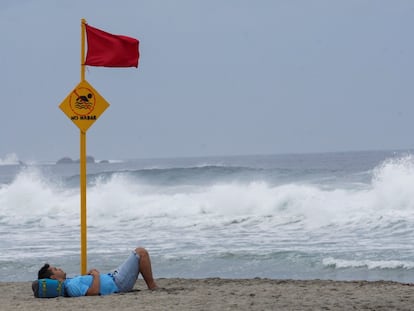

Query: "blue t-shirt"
<box><xmin>65</xmin><ymin>274</ymin><xmax>119</xmax><ymax>296</ymax></box>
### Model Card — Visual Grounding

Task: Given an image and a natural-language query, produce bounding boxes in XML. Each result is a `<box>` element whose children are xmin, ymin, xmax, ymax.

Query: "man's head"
<box><xmin>38</xmin><ymin>263</ymin><xmax>67</xmax><ymax>281</ymax></box>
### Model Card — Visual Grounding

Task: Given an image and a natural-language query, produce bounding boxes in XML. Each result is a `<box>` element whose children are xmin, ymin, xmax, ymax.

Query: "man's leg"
<box><xmin>135</xmin><ymin>247</ymin><xmax>158</xmax><ymax>290</ymax></box>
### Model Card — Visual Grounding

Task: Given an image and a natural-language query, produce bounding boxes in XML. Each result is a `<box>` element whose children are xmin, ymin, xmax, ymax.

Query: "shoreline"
<box><xmin>1</xmin><ymin>278</ymin><xmax>414</xmax><ymax>310</ymax></box>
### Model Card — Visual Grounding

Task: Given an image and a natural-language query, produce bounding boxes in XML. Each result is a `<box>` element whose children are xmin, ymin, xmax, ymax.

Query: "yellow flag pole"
<box><xmin>80</xmin><ymin>18</ymin><xmax>87</xmax><ymax>275</ymax></box>
<box><xmin>81</xmin><ymin>18</ymin><xmax>86</xmax><ymax>82</ymax></box>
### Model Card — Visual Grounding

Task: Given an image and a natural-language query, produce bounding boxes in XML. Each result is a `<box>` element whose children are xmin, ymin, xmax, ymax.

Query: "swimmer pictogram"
<box><xmin>76</xmin><ymin>93</ymin><xmax>93</xmax><ymax>109</ymax></box>
<box><xmin>70</xmin><ymin>87</ymin><xmax>96</xmax><ymax>116</ymax></box>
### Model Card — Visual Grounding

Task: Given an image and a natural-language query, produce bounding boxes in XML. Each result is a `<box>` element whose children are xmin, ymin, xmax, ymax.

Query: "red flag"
<box><xmin>84</xmin><ymin>24</ymin><xmax>139</xmax><ymax>68</ymax></box>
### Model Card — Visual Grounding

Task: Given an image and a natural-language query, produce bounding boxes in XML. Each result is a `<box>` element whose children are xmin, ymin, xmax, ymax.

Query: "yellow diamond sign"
<box><xmin>59</xmin><ymin>80</ymin><xmax>110</xmax><ymax>132</ymax></box>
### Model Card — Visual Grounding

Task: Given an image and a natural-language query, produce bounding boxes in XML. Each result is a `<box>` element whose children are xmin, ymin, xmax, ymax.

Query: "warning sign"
<box><xmin>59</xmin><ymin>80</ymin><xmax>110</xmax><ymax>132</ymax></box>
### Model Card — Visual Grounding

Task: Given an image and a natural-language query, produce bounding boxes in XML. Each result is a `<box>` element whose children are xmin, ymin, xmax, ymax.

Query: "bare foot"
<box><xmin>148</xmin><ymin>281</ymin><xmax>158</xmax><ymax>290</ymax></box>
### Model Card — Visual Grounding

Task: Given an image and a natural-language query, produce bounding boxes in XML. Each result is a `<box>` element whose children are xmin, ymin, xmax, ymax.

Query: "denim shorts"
<box><xmin>112</xmin><ymin>251</ymin><xmax>140</xmax><ymax>292</ymax></box>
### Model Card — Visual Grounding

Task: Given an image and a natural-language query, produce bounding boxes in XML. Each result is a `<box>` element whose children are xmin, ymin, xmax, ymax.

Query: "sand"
<box><xmin>1</xmin><ymin>278</ymin><xmax>414</xmax><ymax>310</ymax></box>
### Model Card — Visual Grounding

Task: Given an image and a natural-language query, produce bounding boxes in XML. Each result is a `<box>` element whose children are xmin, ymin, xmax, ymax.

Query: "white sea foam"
<box><xmin>1</xmin><ymin>155</ymin><xmax>414</xmax><ymax>230</ymax></box>
<box><xmin>0</xmin><ymin>153</ymin><xmax>21</xmax><ymax>165</ymax></box>
<box><xmin>323</xmin><ymin>257</ymin><xmax>414</xmax><ymax>270</ymax></box>
<box><xmin>0</xmin><ymin>167</ymin><xmax>78</xmax><ymax>226</ymax></box>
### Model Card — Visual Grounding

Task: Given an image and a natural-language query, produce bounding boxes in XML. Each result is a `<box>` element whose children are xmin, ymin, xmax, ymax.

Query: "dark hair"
<box><xmin>38</xmin><ymin>263</ymin><xmax>53</xmax><ymax>279</ymax></box>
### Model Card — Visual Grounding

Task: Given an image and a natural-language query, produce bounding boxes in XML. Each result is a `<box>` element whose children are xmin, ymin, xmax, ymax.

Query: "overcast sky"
<box><xmin>1</xmin><ymin>0</ymin><xmax>413</xmax><ymax>161</ymax></box>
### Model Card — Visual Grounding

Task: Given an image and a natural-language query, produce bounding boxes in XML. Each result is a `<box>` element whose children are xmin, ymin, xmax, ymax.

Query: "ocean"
<box><xmin>1</xmin><ymin>150</ymin><xmax>414</xmax><ymax>283</ymax></box>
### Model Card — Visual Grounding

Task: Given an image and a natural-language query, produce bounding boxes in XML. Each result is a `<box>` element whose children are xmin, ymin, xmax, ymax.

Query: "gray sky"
<box><xmin>1</xmin><ymin>0</ymin><xmax>413</xmax><ymax>161</ymax></box>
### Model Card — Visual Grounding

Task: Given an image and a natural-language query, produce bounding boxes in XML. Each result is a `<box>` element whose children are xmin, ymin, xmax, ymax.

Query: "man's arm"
<box><xmin>86</xmin><ymin>269</ymin><xmax>100</xmax><ymax>296</ymax></box>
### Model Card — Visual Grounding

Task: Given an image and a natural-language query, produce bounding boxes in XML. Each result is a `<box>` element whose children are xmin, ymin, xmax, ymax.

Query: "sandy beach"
<box><xmin>1</xmin><ymin>278</ymin><xmax>414</xmax><ymax>310</ymax></box>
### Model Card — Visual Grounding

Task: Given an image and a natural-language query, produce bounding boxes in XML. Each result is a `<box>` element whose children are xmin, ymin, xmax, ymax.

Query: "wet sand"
<box><xmin>1</xmin><ymin>278</ymin><xmax>414</xmax><ymax>310</ymax></box>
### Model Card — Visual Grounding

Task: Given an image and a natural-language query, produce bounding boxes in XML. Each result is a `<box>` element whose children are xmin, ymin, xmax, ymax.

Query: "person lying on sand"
<box><xmin>35</xmin><ymin>247</ymin><xmax>158</xmax><ymax>297</ymax></box>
